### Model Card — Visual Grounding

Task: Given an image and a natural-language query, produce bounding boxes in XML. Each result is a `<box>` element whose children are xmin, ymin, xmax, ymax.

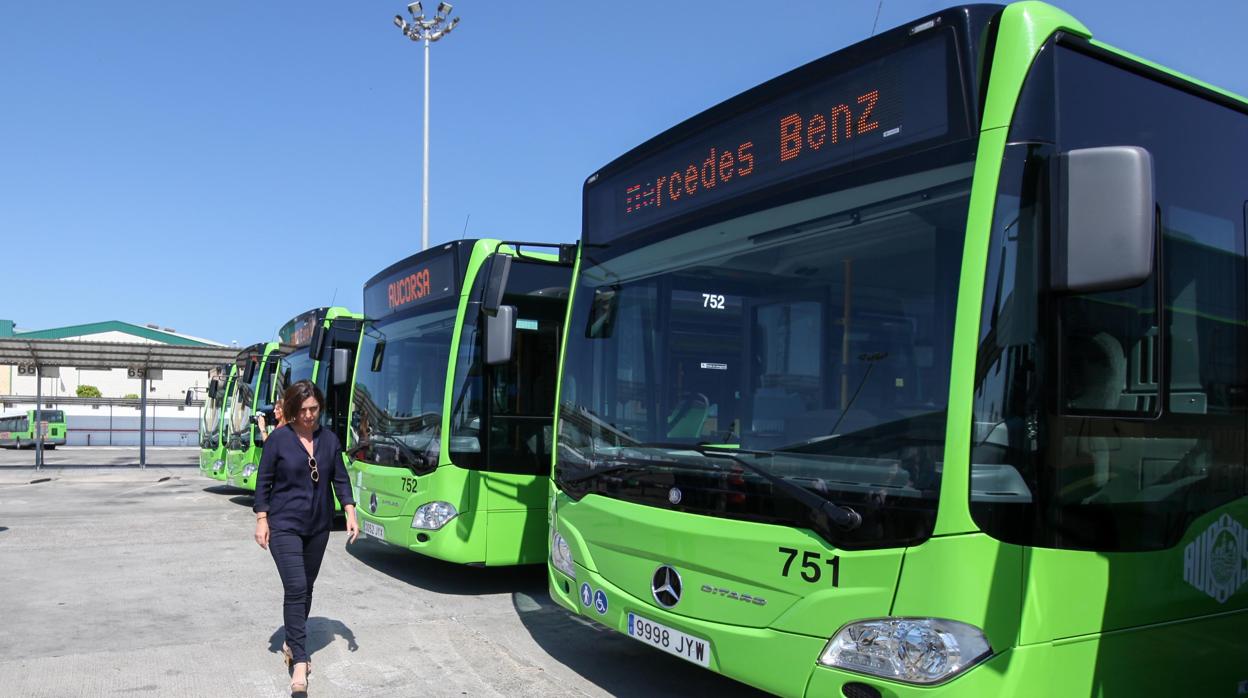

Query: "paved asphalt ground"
<box><xmin>0</xmin><ymin>448</ymin><xmax>767</xmax><ymax>697</ymax></box>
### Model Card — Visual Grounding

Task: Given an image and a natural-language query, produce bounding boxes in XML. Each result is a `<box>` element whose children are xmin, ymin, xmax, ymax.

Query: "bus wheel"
<box><xmin>45</xmin><ymin>445</ymin><xmax>56</xmax><ymax>450</ymax></box>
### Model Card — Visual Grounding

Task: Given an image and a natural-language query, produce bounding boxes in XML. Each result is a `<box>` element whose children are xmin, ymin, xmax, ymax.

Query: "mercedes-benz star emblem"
<box><xmin>668</xmin><ymin>487</ymin><xmax>682</xmax><ymax>505</ymax></box>
<box><xmin>368</xmin><ymin>492</ymin><xmax>378</xmax><ymax>514</ymax></box>
<box><xmin>651</xmin><ymin>565</ymin><xmax>683</xmax><ymax>608</ymax></box>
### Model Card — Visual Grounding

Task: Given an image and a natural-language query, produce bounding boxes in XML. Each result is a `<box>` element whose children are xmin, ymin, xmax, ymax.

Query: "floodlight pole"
<box><xmin>422</xmin><ymin>34</ymin><xmax>431</xmax><ymax>252</ymax></box>
<box><xmin>394</xmin><ymin>3</ymin><xmax>461</xmax><ymax>252</ymax></box>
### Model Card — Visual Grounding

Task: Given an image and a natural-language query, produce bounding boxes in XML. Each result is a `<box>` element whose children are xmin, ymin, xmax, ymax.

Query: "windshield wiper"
<box><xmin>694</xmin><ymin>446</ymin><xmax>863</xmax><ymax>532</ymax></box>
<box><xmin>355</xmin><ymin>432</ymin><xmax>435</xmax><ymax>473</ymax></box>
<box><xmin>558</xmin><ymin>451</ymin><xmax>721</xmax><ymax>485</ymax></box>
<box><xmin>558</xmin><ymin>461</ymin><xmax>652</xmax><ymax>484</ymax></box>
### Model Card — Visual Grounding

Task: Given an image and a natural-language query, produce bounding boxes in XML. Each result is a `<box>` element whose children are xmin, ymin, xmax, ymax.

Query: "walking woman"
<box><xmin>253</xmin><ymin>380</ymin><xmax>358</xmax><ymax>693</ymax></box>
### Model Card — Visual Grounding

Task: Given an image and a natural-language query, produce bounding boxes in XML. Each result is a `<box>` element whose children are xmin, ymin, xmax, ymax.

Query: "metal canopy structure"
<box><xmin>0</xmin><ymin>338</ymin><xmax>237</xmax><ymax>372</ymax></box>
<box><xmin>0</xmin><ymin>338</ymin><xmax>239</xmax><ymax>469</ymax></box>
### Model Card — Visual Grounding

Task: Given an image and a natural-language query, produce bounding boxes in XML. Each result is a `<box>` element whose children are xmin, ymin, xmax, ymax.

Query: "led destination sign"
<box><xmin>278</xmin><ymin>310</ymin><xmax>322</xmax><ymax>348</ymax></box>
<box><xmin>364</xmin><ymin>253</ymin><xmax>457</xmax><ymax>320</ymax></box>
<box><xmin>585</xmin><ymin>33</ymin><xmax>957</xmax><ymax>244</ymax></box>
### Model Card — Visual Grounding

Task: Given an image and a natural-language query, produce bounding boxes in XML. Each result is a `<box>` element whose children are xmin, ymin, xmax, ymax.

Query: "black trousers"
<box><xmin>269</xmin><ymin>529</ymin><xmax>330</xmax><ymax>664</ymax></box>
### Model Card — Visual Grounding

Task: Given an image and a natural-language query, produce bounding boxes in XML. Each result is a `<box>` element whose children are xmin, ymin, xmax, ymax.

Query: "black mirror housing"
<box><xmin>370</xmin><ymin>341</ymin><xmax>386</xmax><ymax>372</ymax></box>
<box><xmin>309</xmin><ymin>323</ymin><xmax>326</xmax><ymax>360</ymax></box>
<box><xmin>482</xmin><ymin>254</ymin><xmax>513</xmax><ymax>315</ymax></box>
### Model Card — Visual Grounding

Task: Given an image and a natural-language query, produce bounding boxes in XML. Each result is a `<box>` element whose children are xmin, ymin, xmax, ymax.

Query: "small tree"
<box><xmin>76</xmin><ymin>385</ymin><xmax>102</xmax><ymax>398</ymax></box>
<box><xmin>123</xmin><ymin>393</ymin><xmax>139</xmax><ymax>400</ymax></box>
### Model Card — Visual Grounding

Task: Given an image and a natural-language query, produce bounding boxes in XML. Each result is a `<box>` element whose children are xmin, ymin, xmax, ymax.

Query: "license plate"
<box><xmin>627</xmin><ymin>613</ymin><xmax>710</xmax><ymax>668</ymax></box>
<box><xmin>362</xmin><ymin>521</ymin><xmax>385</xmax><ymax>541</ymax></box>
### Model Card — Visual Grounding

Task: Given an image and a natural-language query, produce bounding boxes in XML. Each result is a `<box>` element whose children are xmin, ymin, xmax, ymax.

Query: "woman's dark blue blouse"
<box><xmin>253</xmin><ymin>425</ymin><xmax>354</xmax><ymax>535</ymax></box>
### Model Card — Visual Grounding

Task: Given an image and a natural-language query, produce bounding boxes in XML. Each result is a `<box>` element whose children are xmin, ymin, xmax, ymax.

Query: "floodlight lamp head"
<box><xmin>408</xmin><ymin>2</ymin><xmax>423</xmax><ymax>17</ymax></box>
<box><xmin>437</xmin><ymin>2</ymin><xmax>453</xmax><ymax>17</ymax></box>
<box><xmin>394</xmin><ymin>15</ymin><xmax>407</xmax><ymax>30</ymax></box>
<box><xmin>445</xmin><ymin>16</ymin><xmax>460</xmax><ymax>31</ymax></box>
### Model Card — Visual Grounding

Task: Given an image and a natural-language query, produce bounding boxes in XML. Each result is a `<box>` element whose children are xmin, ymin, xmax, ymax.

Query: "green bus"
<box><xmin>273</xmin><ymin>306</ymin><xmax>366</xmax><ymax>511</ymax></box>
<box><xmin>0</xmin><ymin>409</ymin><xmax>66</xmax><ymax>448</ymax></box>
<box><xmin>273</xmin><ymin>306</ymin><xmax>365</xmax><ymax>453</ymax></box>
<box><xmin>350</xmin><ymin>238</ymin><xmax>573</xmax><ymax>566</ymax></box>
<box><xmin>548</xmin><ymin>3</ymin><xmax>1248</xmax><ymax>695</ymax></box>
<box><xmin>225</xmin><ymin>341</ymin><xmax>284</xmax><ymax>491</ymax></box>
<box><xmin>197</xmin><ymin>364</ymin><xmax>236</xmax><ymax>480</ymax></box>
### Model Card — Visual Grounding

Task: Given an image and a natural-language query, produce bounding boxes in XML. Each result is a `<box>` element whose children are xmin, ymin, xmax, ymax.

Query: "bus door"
<box><xmin>320</xmin><ymin>318</ymin><xmax>363</xmax><ymax>449</ymax></box>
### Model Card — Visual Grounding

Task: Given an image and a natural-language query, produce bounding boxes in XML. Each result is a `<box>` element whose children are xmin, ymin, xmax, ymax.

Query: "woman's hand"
<box><xmin>344</xmin><ymin>505</ymin><xmax>359</xmax><ymax>544</ymax></box>
<box><xmin>255</xmin><ymin>516</ymin><xmax>270</xmax><ymax>549</ymax></box>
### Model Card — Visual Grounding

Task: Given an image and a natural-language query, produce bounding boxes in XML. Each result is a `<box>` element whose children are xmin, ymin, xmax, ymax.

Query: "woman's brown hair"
<box><xmin>282</xmin><ymin>380</ymin><xmax>325</xmax><ymax>425</ymax></box>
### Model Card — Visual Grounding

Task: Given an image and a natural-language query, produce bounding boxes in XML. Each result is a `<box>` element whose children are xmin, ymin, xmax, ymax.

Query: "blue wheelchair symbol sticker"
<box><xmin>593</xmin><ymin>589</ymin><xmax>608</xmax><ymax>615</ymax></box>
<box><xmin>580</xmin><ymin>582</ymin><xmax>593</xmax><ymax>608</ymax></box>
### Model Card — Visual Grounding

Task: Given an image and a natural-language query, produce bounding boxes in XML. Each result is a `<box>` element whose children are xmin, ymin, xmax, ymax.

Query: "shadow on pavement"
<box><xmin>0</xmin><ymin>526</ymin><xmax>8</xmax><ymax>533</ymax></box>
<box><xmin>267</xmin><ymin>617</ymin><xmax>359</xmax><ymax>659</ymax></box>
<box><xmin>512</xmin><ymin>592</ymin><xmax>768</xmax><ymax>698</ymax></box>
<box><xmin>345</xmin><ymin>539</ymin><xmax>547</xmax><ymax>596</ymax></box>
<box><xmin>228</xmin><ymin>495</ymin><xmax>256</xmax><ymax>508</ymax></box>
<box><xmin>203</xmin><ymin>485</ymin><xmax>237</xmax><ymax>495</ymax></box>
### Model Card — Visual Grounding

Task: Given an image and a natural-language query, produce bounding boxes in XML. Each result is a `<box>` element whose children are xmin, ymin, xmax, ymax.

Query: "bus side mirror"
<box><xmin>585</xmin><ymin>285</ymin><xmax>620</xmax><ymax>339</ymax></box>
<box><xmin>332</xmin><ymin>348</ymin><xmax>352</xmax><ymax>386</ymax></box>
<box><xmin>485</xmin><ymin>305</ymin><xmax>517</xmax><ymax>365</ymax></box>
<box><xmin>184</xmin><ymin>390</ymin><xmax>194</xmax><ymax>407</ymax></box>
<box><xmin>1053</xmin><ymin>146</ymin><xmax>1155</xmax><ymax>293</ymax></box>
<box><xmin>207</xmin><ymin>378</ymin><xmax>220</xmax><ymax>399</ymax></box>
<box><xmin>371</xmin><ymin>341</ymin><xmax>385</xmax><ymax>372</ymax></box>
<box><xmin>482</xmin><ymin>254</ymin><xmax>513</xmax><ymax>315</ymax></box>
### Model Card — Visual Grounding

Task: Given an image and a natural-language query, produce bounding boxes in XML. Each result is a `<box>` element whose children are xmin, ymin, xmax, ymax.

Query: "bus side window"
<box><xmin>1001</xmin><ymin>44</ymin><xmax>1248</xmax><ymax>551</ymax></box>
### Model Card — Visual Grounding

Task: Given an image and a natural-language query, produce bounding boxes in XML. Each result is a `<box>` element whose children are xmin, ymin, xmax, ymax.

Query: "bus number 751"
<box><xmin>778</xmin><ymin>546</ymin><xmax>840</xmax><ymax>586</ymax></box>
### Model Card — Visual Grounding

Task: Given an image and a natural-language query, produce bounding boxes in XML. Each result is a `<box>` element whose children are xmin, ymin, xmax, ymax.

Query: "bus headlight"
<box><xmin>411</xmin><ymin>501</ymin><xmax>457</xmax><ymax>530</ymax></box>
<box><xmin>819</xmin><ymin>617</ymin><xmax>991</xmax><ymax>685</ymax></box>
<box><xmin>243</xmin><ymin>465</ymin><xmax>256</xmax><ymax>477</ymax></box>
<box><xmin>551</xmin><ymin>529</ymin><xmax>575</xmax><ymax>579</ymax></box>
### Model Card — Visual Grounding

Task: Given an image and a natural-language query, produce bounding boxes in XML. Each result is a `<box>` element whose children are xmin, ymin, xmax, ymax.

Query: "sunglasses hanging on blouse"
<box><xmin>308</xmin><ymin>455</ymin><xmax>319</xmax><ymax>483</ymax></box>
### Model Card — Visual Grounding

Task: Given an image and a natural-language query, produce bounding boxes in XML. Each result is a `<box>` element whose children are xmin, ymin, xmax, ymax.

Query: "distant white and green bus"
<box><xmin>0</xmin><ymin>409</ymin><xmax>66</xmax><ymax>449</ymax></box>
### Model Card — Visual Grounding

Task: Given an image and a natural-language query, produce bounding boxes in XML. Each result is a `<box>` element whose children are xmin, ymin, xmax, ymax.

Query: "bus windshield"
<box><xmin>557</xmin><ymin>161</ymin><xmax>970</xmax><ymax>548</ymax></box>
<box><xmin>351</xmin><ymin>302</ymin><xmax>457</xmax><ymax>470</ymax></box>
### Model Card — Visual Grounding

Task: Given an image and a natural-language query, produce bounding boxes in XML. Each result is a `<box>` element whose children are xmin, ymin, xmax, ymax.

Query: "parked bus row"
<box><xmin>196</xmin><ymin>4</ymin><xmax>1248</xmax><ymax>695</ymax></box>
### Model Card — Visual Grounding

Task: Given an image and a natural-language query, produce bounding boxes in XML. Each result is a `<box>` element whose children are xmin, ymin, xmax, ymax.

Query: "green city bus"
<box><xmin>273</xmin><ymin>306</ymin><xmax>365</xmax><ymax>453</ymax></box>
<box><xmin>350</xmin><ymin>238</ymin><xmax>573</xmax><ymax>566</ymax></box>
<box><xmin>225</xmin><ymin>341</ymin><xmax>284</xmax><ymax>491</ymax></box>
<box><xmin>548</xmin><ymin>3</ymin><xmax>1248</xmax><ymax>695</ymax></box>
<box><xmin>0</xmin><ymin>409</ymin><xmax>66</xmax><ymax>448</ymax></box>
<box><xmin>197</xmin><ymin>363</ymin><xmax>236</xmax><ymax>480</ymax></box>
<box><xmin>273</xmin><ymin>306</ymin><xmax>366</xmax><ymax>511</ymax></box>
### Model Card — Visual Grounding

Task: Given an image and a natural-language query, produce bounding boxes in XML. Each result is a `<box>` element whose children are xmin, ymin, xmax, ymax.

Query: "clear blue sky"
<box><xmin>3</xmin><ymin>1</ymin><xmax>1245</xmax><ymax>345</ymax></box>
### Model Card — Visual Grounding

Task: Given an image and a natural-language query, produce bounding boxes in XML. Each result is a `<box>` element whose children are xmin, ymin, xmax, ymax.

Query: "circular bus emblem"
<box><xmin>651</xmin><ymin>565</ymin><xmax>683</xmax><ymax>608</ymax></box>
<box><xmin>668</xmin><ymin>487</ymin><xmax>682</xmax><ymax>505</ymax></box>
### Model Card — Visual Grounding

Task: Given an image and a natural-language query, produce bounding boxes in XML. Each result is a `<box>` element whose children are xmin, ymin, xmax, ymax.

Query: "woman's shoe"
<box><xmin>290</xmin><ymin>662</ymin><xmax>309</xmax><ymax>693</ymax></box>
